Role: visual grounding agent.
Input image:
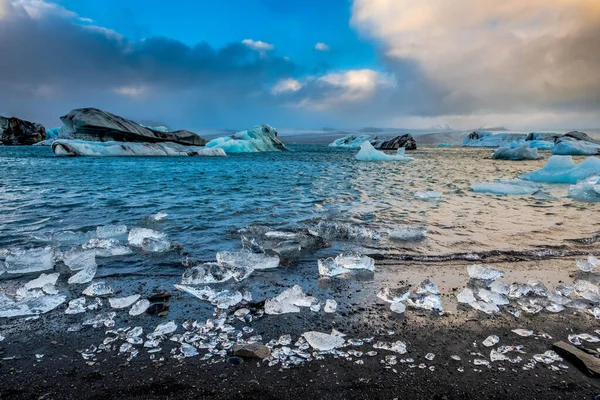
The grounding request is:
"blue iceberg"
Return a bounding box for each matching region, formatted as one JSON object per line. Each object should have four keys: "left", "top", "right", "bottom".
{"left": 520, "top": 156, "right": 600, "bottom": 184}
{"left": 329, "top": 134, "right": 372, "bottom": 148}
{"left": 552, "top": 140, "right": 600, "bottom": 156}
{"left": 568, "top": 176, "right": 600, "bottom": 202}
{"left": 52, "top": 140, "right": 226, "bottom": 157}
{"left": 355, "top": 142, "right": 412, "bottom": 162}
{"left": 205, "top": 124, "right": 287, "bottom": 153}
{"left": 492, "top": 143, "right": 544, "bottom": 160}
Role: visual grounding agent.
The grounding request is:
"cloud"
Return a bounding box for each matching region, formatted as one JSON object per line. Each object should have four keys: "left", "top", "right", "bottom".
{"left": 271, "top": 78, "right": 302, "bottom": 94}
{"left": 351, "top": 0, "right": 600, "bottom": 126}
{"left": 241, "top": 39, "right": 275, "bottom": 51}
{"left": 314, "top": 42, "right": 329, "bottom": 51}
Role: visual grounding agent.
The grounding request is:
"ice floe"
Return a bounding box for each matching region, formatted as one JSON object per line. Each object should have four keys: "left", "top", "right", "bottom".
{"left": 552, "top": 140, "right": 600, "bottom": 156}
{"left": 355, "top": 142, "right": 412, "bottom": 162}
{"left": 568, "top": 176, "right": 600, "bottom": 202}
{"left": 520, "top": 155, "right": 600, "bottom": 184}
{"left": 492, "top": 143, "right": 544, "bottom": 160}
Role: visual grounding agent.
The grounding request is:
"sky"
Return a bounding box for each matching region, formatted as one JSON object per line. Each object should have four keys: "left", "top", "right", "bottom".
{"left": 0, "top": 0, "right": 598, "bottom": 131}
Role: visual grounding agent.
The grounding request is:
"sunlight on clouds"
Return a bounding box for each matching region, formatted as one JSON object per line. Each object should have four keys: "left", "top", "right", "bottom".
{"left": 271, "top": 78, "right": 302, "bottom": 94}
{"left": 242, "top": 39, "right": 275, "bottom": 51}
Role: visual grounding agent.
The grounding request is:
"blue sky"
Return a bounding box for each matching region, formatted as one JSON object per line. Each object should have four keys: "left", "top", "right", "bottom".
{"left": 0, "top": 0, "right": 598, "bottom": 131}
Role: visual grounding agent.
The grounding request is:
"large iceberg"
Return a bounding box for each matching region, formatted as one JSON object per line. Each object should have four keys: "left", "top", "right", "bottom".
{"left": 52, "top": 140, "right": 226, "bottom": 157}
{"left": 492, "top": 143, "right": 544, "bottom": 160}
{"left": 330, "top": 134, "right": 417, "bottom": 150}
{"left": 205, "top": 124, "right": 287, "bottom": 153}
{"left": 463, "top": 131, "right": 527, "bottom": 147}
{"left": 328, "top": 134, "right": 371, "bottom": 148}
{"left": 552, "top": 140, "right": 600, "bottom": 156}
{"left": 355, "top": 142, "right": 412, "bottom": 162}
{"left": 471, "top": 180, "right": 541, "bottom": 195}
{"left": 568, "top": 176, "right": 600, "bottom": 202}
{"left": 0, "top": 116, "right": 45, "bottom": 145}
{"left": 520, "top": 156, "right": 600, "bottom": 184}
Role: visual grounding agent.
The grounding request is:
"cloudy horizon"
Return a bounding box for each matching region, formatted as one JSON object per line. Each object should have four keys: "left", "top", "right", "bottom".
{"left": 0, "top": 0, "right": 598, "bottom": 132}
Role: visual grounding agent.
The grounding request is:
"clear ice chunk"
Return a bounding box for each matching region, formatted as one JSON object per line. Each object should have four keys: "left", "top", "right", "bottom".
{"left": 416, "top": 279, "right": 439, "bottom": 295}
{"left": 128, "top": 228, "right": 167, "bottom": 247}
{"left": 4, "top": 247, "right": 54, "bottom": 274}
{"left": 318, "top": 253, "right": 375, "bottom": 277}
{"left": 141, "top": 237, "right": 171, "bottom": 253}
{"left": 82, "top": 282, "right": 113, "bottom": 297}
{"left": 82, "top": 312, "right": 116, "bottom": 328}
{"left": 478, "top": 289, "right": 509, "bottom": 305}
{"left": 151, "top": 321, "right": 177, "bottom": 337}
{"left": 83, "top": 238, "right": 132, "bottom": 257}
{"left": 577, "top": 254, "right": 600, "bottom": 272}
{"left": 302, "top": 331, "right": 345, "bottom": 351}
{"left": 129, "top": 299, "right": 150, "bottom": 316}
{"left": 174, "top": 285, "right": 243, "bottom": 309}
{"left": 456, "top": 288, "right": 477, "bottom": 304}
{"left": 405, "top": 294, "right": 443, "bottom": 311}
{"left": 68, "top": 262, "right": 97, "bottom": 284}
{"left": 482, "top": 335, "right": 500, "bottom": 347}
{"left": 216, "top": 250, "right": 280, "bottom": 271}
{"left": 467, "top": 265, "right": 504, "bottom": 280}
{"left": 533, "top": 350, "right": 562, "bottom": 364}
{"left": 512, "top": 329, "right": 533, "bottom": 337}
{"left": 109, "top": 295, "right": 141, "bottom": 309}
{"left": 377, "top": 287, "right": 410, "bottom": 303}
{"left": 65, "top": 297, "right": 87, "bottom": 314}
{"left": 25, "top": 273, "right": 59, "bottom": 290}
{"left": 489, "top": 280, "right": 510, "bottom": 295}
{"left": 574, "top": 280, "right": 600, "bottom": 302}
{"left": 470, "top": 301, "right": 499, "bottom": 315}
{"left": 181, "top": 262, "right": 233, "bottom": 284}
{"left": 373, "top": 341, "right": 407, "bottom": 354}
{"left": 324, "top": 299, "right": 337, "bottom": 313}
{"left": 388, "top": 226, "right": 427, "bottom": 241}
{"left": 63, "top": 248, "right": 97, "bottom": 271}
{"left": 0, "top": 293, "right": 66, "bottom": 318}
{"left": 390, "top": 302, "right": 406, "bottom": 314}
{"left": 264, "top": 285, "right": 320, "bottom": 315}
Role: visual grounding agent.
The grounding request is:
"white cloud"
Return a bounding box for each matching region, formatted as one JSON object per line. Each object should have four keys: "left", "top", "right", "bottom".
{"left": 114, "top": 85, "right": 147, "bottom": 97}
{"left": 271, "top": 78, "right": 302, "bottom": 94}
{"left": 351, "top": 0, "right": 600, "bottom": 122}
{"left": 314, "top": 42, "right": 329, "bottom": 51}
{"left": 12, "top": 0, "right": 77, "bottom": 19}
{"left": 241, "top": 39, "right": 274, "bottom": 51}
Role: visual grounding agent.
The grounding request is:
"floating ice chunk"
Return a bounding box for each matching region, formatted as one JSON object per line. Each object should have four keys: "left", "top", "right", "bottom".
{"left": 264, "top": 285, "right": 319, "bottom": 315}
{"left": 217, "top": 250, "right": 280, "bottom": 272}
{"left": 456, "top": 288, "right": 476, "bottom": 304}
{"left": 355, "top": 142, "right": 412, "bottom": 162}
{"left": 148, "top": 212, "right": 168, "bottom": 222}
{"left": 552, "top": 140, "right": 600, "bottom": 156}
{"left": 318, "top": 253, "right": 374, "bottom": 277}
{"left": 141, "top": 237, "right": 171, "bottom": 253}
{"left": 128, "top": 228, "right": 167, "bottom": 247}
{"left": 492, "top": 143, "right": 544, "bottom": 160}
{"left": 205, "top": 124, "right": 286, "bottom": 153}
{"left": 129, "top": 299, "right": 150, "bottom": 316}
{"left": 390, "top": 302, "right": 406, "bottom": 314}
{"left": 483, "top": 335, "right": 500, "bottom": 347}
{"left": 478, "top": 289, "right": 509, "bottom": 305}
{"left": 68, "top": 262, "right": 97, "bottom": 284}
{"left": 471, "top": 180, "right": 541, "bottom": 195}
{"left": 512, "top": 329, "right": 533, "bottom": 337}
{"left": 152, "top": 321, "right": 177, "bottom": 337}
{"left": 4, "top": 247, "right": 54, "bottom": 274}
{"left": 568, "top": 176, "right": 600, "bottom": 202}
{"left": 521, "top": 156, "right": 600, "bottom": 184}
{"left": 109, "top": 295, "right": 141, "bottom": 309}
{"left": 82, "top": 282, "right": 113, "bottom": 297}
{"left": 181, "top": 262, "right": 233, "bottom": 284}
{"left": 302, "top": 331, "right": 345, "bottom": 351}
{"left": 467, "top": 265, "right": 504, "bottom": 280}
{"left": 65, "top": 297, "right": 86, "bottom": 314}
{"left": 328, "top": 134, "right": 372, "bottom": 148}
{"left": 389, "top": 226, "right": 427, "bottom": 241}
{"left": 311, "top": 220, "right": 381, "bottom": 240}
{"left": 96, "top": 225, "right": 127, "bottom": 238}
{"left": 83, "top": 238, "right": 132, "bottom": 257}
{"left": 62, "top": 248, "right": 96, "bottom": 271}
{"left": 377, "top": 287, "right": 410, "bottom": 303}
{"left": 0, "top": 293, "right": 66, "bottom": 318}
{"left": 53, "top": 140, "right": 226, "bottom": 157}
{"left": 82, "top": 312, "right": 116, "bottom": 328}
{"left": 324, "top": 299, "right": 337, "bottom": 313}
{"left": 414, "top": 191, "right": 443, "bottom": 201}
{"left": 373, "top": 341, "right": 407, "bottom": 354}
{"left": 25, "top": 273, "right": 59, "bottom": 290}
{"left": 577, "top": 254, "right": 600, "bottom": 272}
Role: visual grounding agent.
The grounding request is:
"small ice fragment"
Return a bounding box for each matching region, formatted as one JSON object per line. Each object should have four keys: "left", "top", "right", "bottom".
{"left": 68, "top": 262, "right": 97, "bottom": 284}
{"left": 302, "top": 331, "right": 345, "bottom": 351}
{"left": 390, "top": 302, "right": 406, "bottom": 314}
{"left": 82, "top": 312, "right": 116, "bottom": 328}
{"left": 129, "top": 299, "right": 150, "bottom": 316}
{"left": 62, "top": 248, "right": 96, "bottom": 271}
{"left": 451, "top": 355, "right": 461, "bottom": 361}
{"left": 25, "top": 273, "right": 60, "bottom": 290}
{"left": 405, "top": 294, "right": 443, "bottom": 312}
{"left": 5, "top": 247, "right": 54, "bottom": 274}
{"left": 456, "top": 288, "right": 476, "bottom": 304}
{"left": 324, "top": 299, "right": 337, "bottom": 313}
{"left": 533, "top": 350, "right": 562, "bottom": 364}
{"left": 148, "top": 212, "right": 168, "bottom": 222}
{"left": 181, "top": 343, "right": 198, "bottom": 358}
{"left": 96, "top": 225, "right": 127, "bottom": 238}
{"left": 82, "top": 282, "right": 113, "bottom": 297}
{"left": 478, "top": 289, "right": 509, "bottom": 305}
{"left": 473, "top": 359, "right": 490, "bottom": 366}
{"left": 577, "top": 333, "right": 600, "bottom": 343}
{"left": 416, "top": 279, "right": 439, "bottom": 295}
{"left": 318, "top": 253, "right": 374, "bottom": 277}
{"left": 482, "top": 335, "right": 500, "bottom": 347}
{"left": 425, "top": 353, "right": 435, "bottom": 360}
{"left": 65, "top": 297, "right": 86, "bottom": 314}
{"left": 373, "top": 341, "right": 407, "bottom": 354}
{"left": 414, "top": 191, "right": 442, "bottom": 201}
{"left": 577, "top": 254, "right": 600, "bottom": 272}
{"left": 141, "top": 237, "right": 171, "bottom": 253}
{"left": 152, "top": 321, "right": 177, "bottom": 337}
{"left": 109, "top": 295, "right": 141, "bottom": 309}
{"left": 377, "top": 287, "right": 410, "bottom": 303}
{"left": 512, "top": 329, "right": 533, "bottom": 337}
{"left": 467, "top": 265, "right": 504, "bottom": 280}
{"left": 216, "top": 250, "right": 280, "bottom": 271}
{"left": 264, "top": 285, "right": 319, "bottom": 315}
{"left": 128, "top": 228, "right": 167, "bottom": 247}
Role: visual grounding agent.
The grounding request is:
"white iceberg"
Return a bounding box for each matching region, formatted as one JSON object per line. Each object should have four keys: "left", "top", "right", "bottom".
{"left": 52, "top": 140, "right": 226, "bottom": 157}
{"left": 463, "top": 132, "right": 527, "bottom": 147}
{"left": 492, "top": 143, "right": 544, "bottom": 160}
{"left": 552, "top": 140, "right": 600, "bottom": 156}
{"left": 318, "top": 253, "right": 375, "bottom": 277}
{"left": 4, "top": 247, "right": 54, "bottom": 274}
{"left": 520, "top": 156, "right": 600, "bottom": 184}
{"left": 568, "top": 176, "right": 600, "bottom": 202}
{"left": 328, "top": 134, "right": 372, "bottom": 148}
{"left": 355, "top": 142, "right": 412, "bottom": 162}
{"left": 471, "top": 180, "right": 541, "bottom": 195}
{"left": 205, "top": 124, "right": 287, "bottom": 153}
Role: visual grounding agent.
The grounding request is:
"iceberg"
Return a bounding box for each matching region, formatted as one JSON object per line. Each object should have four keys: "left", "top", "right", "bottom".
{"left": 568, "top": 176, "right": 600, "bottom": 202}
{"left": 492, "top": 143, "right": 544, "bottom": 160}
{"left": 471, "top": 180, "right": 541, "bottom": 195}
{"left": 520, "top": 156, "right": 600, "bottom": 184}
{"left": 318, "top": 253, "right": 375, "bottom": 277}
{"left": 552, "top": 140, "right": 600, "bottom": 156}
{"left": 328, "top": 134, "right": 372, "bottom": 148}
{"left": 463, "top": 131, "right": 527, "bottom": 147}
{"left": 4, "top": 247, "right": 54, "bottom": 274}
{"left": 52, "top": 140, "right": 226, "bottom": 157}
{"left": 355, "top": 142, "right": 412, "bottom": 162}
{"left": 205, "top": 124, "right": 287, "bottom": 153}
{"left": 528, "top": 140, "right": 555, "bottom": 150}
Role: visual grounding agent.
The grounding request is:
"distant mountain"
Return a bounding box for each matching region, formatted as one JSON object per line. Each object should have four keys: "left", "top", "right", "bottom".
{"left": 429, "top": 123, "right": 453, "bottom": 131}
{"left": 359, "top": 127, "right": 384, "bottom": 133}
